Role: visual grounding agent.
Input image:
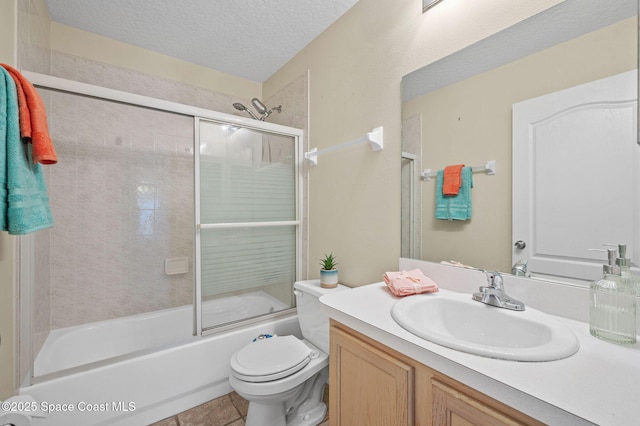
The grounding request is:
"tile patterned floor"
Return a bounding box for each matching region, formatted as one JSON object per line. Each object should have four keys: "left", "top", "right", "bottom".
{"left": 151, "top": 388, "right": 329, "bottom": 426}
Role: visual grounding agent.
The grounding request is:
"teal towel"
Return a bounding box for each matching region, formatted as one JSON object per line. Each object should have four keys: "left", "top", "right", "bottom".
{"left": 435, "top": 166, "right": 473, "bottom": 221}
{"left": 0, "top": 67, "right": 53, "bottom": 234}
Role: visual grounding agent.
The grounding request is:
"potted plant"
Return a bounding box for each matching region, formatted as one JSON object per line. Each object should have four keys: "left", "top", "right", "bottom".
{"left": 319, "top": 253, "right": 339, "bottom": 288}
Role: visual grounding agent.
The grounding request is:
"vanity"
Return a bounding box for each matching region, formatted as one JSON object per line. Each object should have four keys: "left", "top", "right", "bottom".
{"left": 320, "top": 259, "right": 640, "bottom": 425}
{"left": 381, "top": 1, "right": 640, "bottom": 423}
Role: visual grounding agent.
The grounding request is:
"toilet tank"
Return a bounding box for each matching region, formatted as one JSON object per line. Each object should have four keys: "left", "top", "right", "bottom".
{"left": 294, "top": 280, "right": 349, "bottom": 354}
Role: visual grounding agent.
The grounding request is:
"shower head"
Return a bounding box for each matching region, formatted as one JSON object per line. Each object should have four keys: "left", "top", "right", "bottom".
{"left": 232, "top": 99, "right": 282, "bottom": 121}
{"left": 233, "top": 102, "right": 259, "bottom": 120}
{"left": 251, "top": 98, "right": 268, "bottom": 115}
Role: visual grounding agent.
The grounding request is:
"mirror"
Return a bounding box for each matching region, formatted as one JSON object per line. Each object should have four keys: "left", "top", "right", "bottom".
{"left": 401, "top": 0, "right": 638, "bottom": 285}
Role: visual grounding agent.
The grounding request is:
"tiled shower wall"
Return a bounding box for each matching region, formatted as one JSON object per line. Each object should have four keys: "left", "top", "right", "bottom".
{"left": 43, "top": 52, "right": 309, "bottom": 329}
{"left": 45, "top": 88, "right": 195, "bottom": 328}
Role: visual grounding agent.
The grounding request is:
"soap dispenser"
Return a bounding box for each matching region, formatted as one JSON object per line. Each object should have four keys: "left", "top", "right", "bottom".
{"left": 606, "top": 243, "right": 640, "bottom": 294}
{"left": 589, "top": 248, "right": 636, "bottom": 345}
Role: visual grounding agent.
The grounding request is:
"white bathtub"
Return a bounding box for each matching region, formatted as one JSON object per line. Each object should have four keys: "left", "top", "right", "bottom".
{"left": 21, "top": 292, "right": 299, "bottom": 426}
{"left": 34, "top": 291, "right": 290, "bottom": 376}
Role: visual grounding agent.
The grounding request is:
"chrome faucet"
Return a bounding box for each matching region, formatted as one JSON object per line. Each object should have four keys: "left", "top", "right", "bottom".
{"left": 511, "top": 260, "right": 530, "bottom": 277}
{"left": 472, "top": 271, "right": 525, "bottom": 311}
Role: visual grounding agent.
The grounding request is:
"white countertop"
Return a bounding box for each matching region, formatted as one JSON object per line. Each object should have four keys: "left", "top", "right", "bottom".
{"left": 319, "top": 263, "right": 640, "bottom": 426}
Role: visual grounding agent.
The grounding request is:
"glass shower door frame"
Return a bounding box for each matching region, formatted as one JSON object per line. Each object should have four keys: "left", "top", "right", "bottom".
{"left": 194, "top": 117, "right": 304, "bottom": 336}
{"left": 16, "top": 70, "right": 306, "bottom": 383}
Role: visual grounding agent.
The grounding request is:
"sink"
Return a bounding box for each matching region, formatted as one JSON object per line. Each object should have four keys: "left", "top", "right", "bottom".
{"left": 390, "top": 290, "right": 579, "bottom": 361}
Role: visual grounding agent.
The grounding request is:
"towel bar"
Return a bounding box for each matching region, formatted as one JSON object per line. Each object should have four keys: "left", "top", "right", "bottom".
{"left": 304, "top": 126, "right": 383, "bottom": 166}
{"left": 421, "top": 160, "right": 496, "bottom": 181}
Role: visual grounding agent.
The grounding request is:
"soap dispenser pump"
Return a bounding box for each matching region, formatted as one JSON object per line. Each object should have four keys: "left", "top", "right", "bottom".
{"left": 589, "top": 248, "right": 636, "bottom": 345}
{"left": 605, "top": 243, "right": 640, "bottom": 294}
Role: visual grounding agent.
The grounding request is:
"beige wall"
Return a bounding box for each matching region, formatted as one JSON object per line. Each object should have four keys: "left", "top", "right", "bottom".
{"left": 264, "top": 0, "right": 564, "bottom": 285}
{"left": 0, "top": 1, "right": 17, "bottom": 64}
{"left": 0, "top": 0, "right": 17, "bottom": 401}
{"left": 51, "top": 22, "right": 262, "bottom": 101}
{"left": 403, "top": 17, "right": 637, "bottom": 273}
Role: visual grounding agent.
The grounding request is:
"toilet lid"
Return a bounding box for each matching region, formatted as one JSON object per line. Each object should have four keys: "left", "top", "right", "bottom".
{"left": 231, "top": 335, "right": 312, "bottom": 383}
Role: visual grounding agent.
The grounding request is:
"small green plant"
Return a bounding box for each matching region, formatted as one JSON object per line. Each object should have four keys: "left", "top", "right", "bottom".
{"left": 319, "top": 253, "right": 338, "bottom": 270}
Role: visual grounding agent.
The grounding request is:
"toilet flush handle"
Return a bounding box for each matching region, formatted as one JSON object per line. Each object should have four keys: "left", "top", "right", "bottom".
{"left": 293, "top": 289, "right": 303, "bottom": 298}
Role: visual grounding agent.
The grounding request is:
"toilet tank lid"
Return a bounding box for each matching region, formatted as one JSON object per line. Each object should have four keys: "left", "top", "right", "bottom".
{"left": 294, "top": 280, "right": 349, "bottom": 298}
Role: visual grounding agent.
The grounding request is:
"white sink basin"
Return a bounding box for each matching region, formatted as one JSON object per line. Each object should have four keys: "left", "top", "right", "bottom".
{"left": 390, "top": 290, "right": 579, "bottom": 361}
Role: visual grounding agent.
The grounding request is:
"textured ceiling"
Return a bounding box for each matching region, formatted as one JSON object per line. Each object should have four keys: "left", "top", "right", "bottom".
{"left": 45, "top": 0, "right": 359, "bottom": 82}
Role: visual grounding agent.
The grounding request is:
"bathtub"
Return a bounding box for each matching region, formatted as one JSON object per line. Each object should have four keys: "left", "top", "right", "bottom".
{"left": 34, "top": 291, "right": 290, "bottom": 376}
{"left": 21, "top": 292, "right": 299, "bottom": 426}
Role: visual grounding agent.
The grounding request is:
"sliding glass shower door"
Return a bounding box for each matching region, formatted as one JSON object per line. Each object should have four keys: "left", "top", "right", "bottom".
{"left": 195, "top": 119, "right": 302, "bottom": 333}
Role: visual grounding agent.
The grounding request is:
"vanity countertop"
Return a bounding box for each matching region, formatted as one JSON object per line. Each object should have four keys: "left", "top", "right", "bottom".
{"left": 320, "top": 280, "right": 640, "bottom": 426}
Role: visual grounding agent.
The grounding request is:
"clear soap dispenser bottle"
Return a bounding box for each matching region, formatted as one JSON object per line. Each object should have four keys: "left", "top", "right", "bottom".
{"left": 589, "top": 248, "right": 636, "bottom": 344}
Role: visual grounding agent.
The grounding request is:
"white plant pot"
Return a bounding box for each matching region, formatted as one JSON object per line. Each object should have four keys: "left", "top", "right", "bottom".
{"left": 320, "top": 269, "right": 339, "bottom": 288}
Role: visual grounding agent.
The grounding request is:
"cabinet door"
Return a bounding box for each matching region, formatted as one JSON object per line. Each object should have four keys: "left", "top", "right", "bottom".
{"left": 431, "top": 378, "right": 535, "bottom": 426}
{"left": 330, "top": 324, "right": 414, "bottom": 426}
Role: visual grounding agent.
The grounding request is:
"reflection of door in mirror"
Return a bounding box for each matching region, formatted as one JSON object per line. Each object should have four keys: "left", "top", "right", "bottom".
{"left": 513, "top": 70, "right": 639, "bottom": 284}
{"left": 402, "top": 115, "right": 422, "bottom": 259}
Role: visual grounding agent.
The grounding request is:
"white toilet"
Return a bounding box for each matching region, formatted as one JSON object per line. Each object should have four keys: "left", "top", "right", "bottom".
{"left": 229, "top": 280, "right": 348, "bottom": 426}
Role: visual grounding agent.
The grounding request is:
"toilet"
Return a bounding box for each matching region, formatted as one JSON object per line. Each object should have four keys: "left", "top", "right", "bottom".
{"left": 229, "top": 280, "right": 348, "bottom": 426}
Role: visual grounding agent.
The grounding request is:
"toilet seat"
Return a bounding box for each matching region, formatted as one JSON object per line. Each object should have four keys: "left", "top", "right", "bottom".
{"left": 231, "top": 335, "right": 312, "bottom": 383}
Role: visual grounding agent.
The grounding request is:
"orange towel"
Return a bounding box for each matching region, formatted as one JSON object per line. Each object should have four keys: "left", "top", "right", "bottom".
{"left": 442, "top": 164, "right": 464, "bottom": 195}
{"left": 383, "top": 269, "right": 439, "bottom": 297}
{"left": 1, "top": 63, "right": 57, "bottom": 165}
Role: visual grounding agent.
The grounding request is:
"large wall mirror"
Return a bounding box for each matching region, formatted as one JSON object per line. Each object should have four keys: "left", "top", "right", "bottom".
{"left": 402, "top": 0, "right": 639, "bottom": 286}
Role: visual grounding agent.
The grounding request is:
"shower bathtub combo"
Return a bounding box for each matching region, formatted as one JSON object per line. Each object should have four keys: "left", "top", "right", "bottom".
{"left": 15, "top": 72, "right": 305, "bottom": 426}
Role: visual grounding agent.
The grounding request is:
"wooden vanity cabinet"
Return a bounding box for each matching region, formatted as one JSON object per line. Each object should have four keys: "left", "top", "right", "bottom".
{"left": 329, "top": 321, "right": 544, "bottom": 426}
{"left": 329, "top": 320, "right": 416, "bottom": 425}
